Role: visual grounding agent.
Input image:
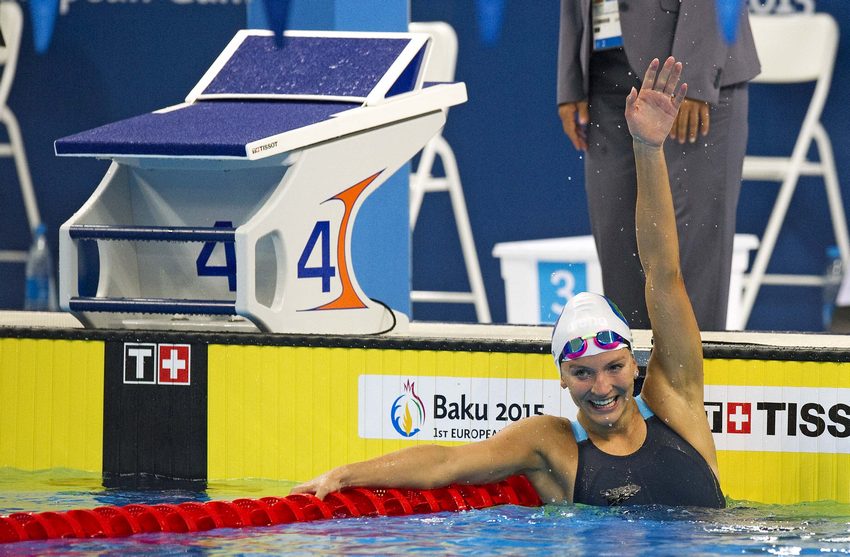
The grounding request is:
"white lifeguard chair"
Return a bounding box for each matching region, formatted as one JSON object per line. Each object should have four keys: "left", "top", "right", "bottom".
{"left": 55, "top": 30, "right": 467, "bottom": 335}
{"left": 408, "top": 21, "right": 490, "bottom": 323}
{"left": 0, "top": 1, "right": 41, "bottom": 263}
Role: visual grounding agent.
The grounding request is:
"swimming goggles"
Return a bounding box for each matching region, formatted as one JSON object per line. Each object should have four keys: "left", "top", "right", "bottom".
{"left": 558, "top": 330, "right": 631, "bottom": 363}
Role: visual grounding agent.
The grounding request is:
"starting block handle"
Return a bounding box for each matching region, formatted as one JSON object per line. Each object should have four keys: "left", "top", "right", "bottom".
{"left": 69, "top": 225, "right": 236, "bottom": 243}
{"left": 68, "top": 297, "right": 237, "bottom": 315}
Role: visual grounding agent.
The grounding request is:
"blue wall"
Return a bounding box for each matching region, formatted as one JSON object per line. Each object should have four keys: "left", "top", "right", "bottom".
{"left": 0, "top": 1, "right": 244, "bottom": 308}
{"left": 2, "top": 0, "right": 848, "bottom": 331}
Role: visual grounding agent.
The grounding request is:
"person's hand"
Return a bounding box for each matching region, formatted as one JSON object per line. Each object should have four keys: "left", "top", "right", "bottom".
{"left": 290, "top": 469, "right": 343, "bottom": 500}
{"left": 625, "top": 57, "right": 687, "bottom": 147}
{"left": 670, "top": 97, "right": 709, "bottom": 144}
{"left": 558, "top": 100, "right": 589, "bottom": 151}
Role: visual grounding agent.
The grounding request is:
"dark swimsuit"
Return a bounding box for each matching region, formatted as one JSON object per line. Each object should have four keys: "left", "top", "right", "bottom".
{"left": 571, "top": 396, "right": 725, "bottom": 507}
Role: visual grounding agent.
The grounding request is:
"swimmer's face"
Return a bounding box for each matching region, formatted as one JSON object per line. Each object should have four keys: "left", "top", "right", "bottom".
{"left": 560, "top": 348, "right": 637, "bottom": 428}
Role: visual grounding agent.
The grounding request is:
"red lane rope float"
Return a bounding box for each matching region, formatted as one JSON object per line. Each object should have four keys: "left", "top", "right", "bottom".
{"left": 0, "top": 475, "right": 542, "bottom": 544}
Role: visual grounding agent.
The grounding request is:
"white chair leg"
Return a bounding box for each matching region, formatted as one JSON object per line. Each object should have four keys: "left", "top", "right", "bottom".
{"left": 409, "top": 138, "right": 437, "bottom": 229}
{"left": 813, "top": 123, "right": 850, "bottom": 270}
{"left": 436, "top": 136, "right": 491, "bottom": 323}
{"left": 739, "top": 158, "right": 805, "bottom": 327}
{"left": 1, "top": 106, "right": 40, "bottom": 231}
{"left": 409, "top": 133, "right": 491, "bottom": 323}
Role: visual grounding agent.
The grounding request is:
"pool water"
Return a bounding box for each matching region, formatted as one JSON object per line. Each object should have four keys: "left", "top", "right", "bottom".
{"left": 1, "top": 469, "right": 849, "bottom": 556}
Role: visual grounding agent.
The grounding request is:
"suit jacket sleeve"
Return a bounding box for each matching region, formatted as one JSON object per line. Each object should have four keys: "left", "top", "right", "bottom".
{"left": 557, "top": 0, "right": 589, "bottom": 106}
{"left": 671, "top": 0, "right": 760, "bottom": 104}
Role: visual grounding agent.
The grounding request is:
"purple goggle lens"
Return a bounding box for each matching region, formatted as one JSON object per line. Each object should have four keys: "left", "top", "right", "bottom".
{"left": 559, "top": 330, "right": 630, "bottom": 363}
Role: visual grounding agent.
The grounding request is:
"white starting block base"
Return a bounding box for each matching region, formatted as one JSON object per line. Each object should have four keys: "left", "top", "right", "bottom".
{"left": 55, "top": 30, "right": 466, "bottom": 335}
{"left": 493, "top": 234, "right": 759, "bottom": 331}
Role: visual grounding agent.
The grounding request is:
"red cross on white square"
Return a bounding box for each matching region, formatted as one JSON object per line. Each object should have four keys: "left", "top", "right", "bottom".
{"left": 158, "top": 344, "right": 191, "bottom": 385}
{"left": 726, "top": 402, "right": 751, "bottom": 434}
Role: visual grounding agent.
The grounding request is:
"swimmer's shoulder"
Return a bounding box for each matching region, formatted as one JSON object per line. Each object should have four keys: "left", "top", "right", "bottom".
{"left": 511, "top": 415, "right": 579, "bottom": 503}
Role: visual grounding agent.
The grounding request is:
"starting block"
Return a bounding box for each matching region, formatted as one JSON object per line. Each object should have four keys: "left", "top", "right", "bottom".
{"left": 54, "top": 30, "right": 467, "bottom": 334}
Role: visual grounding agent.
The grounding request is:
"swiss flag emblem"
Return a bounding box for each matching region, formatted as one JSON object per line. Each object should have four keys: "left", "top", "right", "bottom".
{"left": 158, "top": 344, "right": 191, "bottom": 385}
{"left": 726, "top": 402, "right": 751, "bottom": 434}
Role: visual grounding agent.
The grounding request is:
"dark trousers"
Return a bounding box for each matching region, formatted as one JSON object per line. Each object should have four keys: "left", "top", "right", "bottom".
{"left": 584, "top": 49, "right": 748, "bottom": 331}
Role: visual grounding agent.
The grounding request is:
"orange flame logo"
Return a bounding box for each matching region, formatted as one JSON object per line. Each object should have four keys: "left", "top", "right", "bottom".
{"left": 402, "top": 404, "right": 414, "bottom": 436}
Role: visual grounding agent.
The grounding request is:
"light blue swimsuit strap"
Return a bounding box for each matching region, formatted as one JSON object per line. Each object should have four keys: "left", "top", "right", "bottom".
{"left": 570, "top": 394, "right": 655, "bottom": 443}
{"left": 570, "top": 418, "right": 588, "bottom": 442}
{"left": 635, "top": 394, "right": 655, "bottom": 419}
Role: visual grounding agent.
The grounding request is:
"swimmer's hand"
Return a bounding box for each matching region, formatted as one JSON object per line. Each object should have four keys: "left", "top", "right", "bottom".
{"left": 625, "top": 56, "right": 687, "bottom": 148}
{"left": 290, "top": 468, "right": 344, "bottom": 500}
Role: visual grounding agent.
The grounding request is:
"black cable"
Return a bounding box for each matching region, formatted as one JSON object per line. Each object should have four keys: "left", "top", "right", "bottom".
{"left": 368, "top": 297, "right": 397, "bottom": 335}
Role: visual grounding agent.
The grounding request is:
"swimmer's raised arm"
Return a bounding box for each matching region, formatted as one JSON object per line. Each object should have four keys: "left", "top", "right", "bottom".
{"left": 291, "top": 414, "right": 575, "bottom": 502}
{"left": 625, "top": 57, "right": 718, "bottom": 474}
{"left": 627, "top": 57, "right": 702, "bottom": 387}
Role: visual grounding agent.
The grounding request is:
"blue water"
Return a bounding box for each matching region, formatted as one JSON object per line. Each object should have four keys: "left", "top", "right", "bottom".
{"left": 1, "top": 469, "right": 849, "bottom": 556}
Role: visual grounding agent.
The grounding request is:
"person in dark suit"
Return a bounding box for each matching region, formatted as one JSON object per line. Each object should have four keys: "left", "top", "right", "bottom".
{"left": 558, "top": 0, "right": 760, "bottom": 330}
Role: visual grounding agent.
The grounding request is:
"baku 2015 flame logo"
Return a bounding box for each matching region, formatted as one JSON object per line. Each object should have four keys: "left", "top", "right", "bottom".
{"left": 390, "top": 380, "right": 426, "bottom": 437}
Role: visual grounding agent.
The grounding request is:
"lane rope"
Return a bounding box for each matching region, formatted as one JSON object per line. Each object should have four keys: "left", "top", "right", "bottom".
{"left": 0, "top": 475, "right": 541, "bottom": 544}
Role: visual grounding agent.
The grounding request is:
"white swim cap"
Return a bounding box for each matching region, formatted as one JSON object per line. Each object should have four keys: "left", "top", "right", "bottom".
{"left": 551, "top": 292, "right": 632, "bottom": 367}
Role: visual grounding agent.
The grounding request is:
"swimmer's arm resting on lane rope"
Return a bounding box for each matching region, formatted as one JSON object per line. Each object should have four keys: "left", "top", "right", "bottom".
{"left": 290, "top": 414, "right": 576, "bottom": 503}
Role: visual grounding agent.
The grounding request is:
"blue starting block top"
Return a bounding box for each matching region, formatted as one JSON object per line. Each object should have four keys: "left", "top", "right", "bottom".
{"left": 55, "top": 101, "right": 359, "bottom": 158}
{"left": 54, "top": 30, "right": 444, "bottom": 161}
{"left": 193, "top": 34, "right": 424, "bottom": 102}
